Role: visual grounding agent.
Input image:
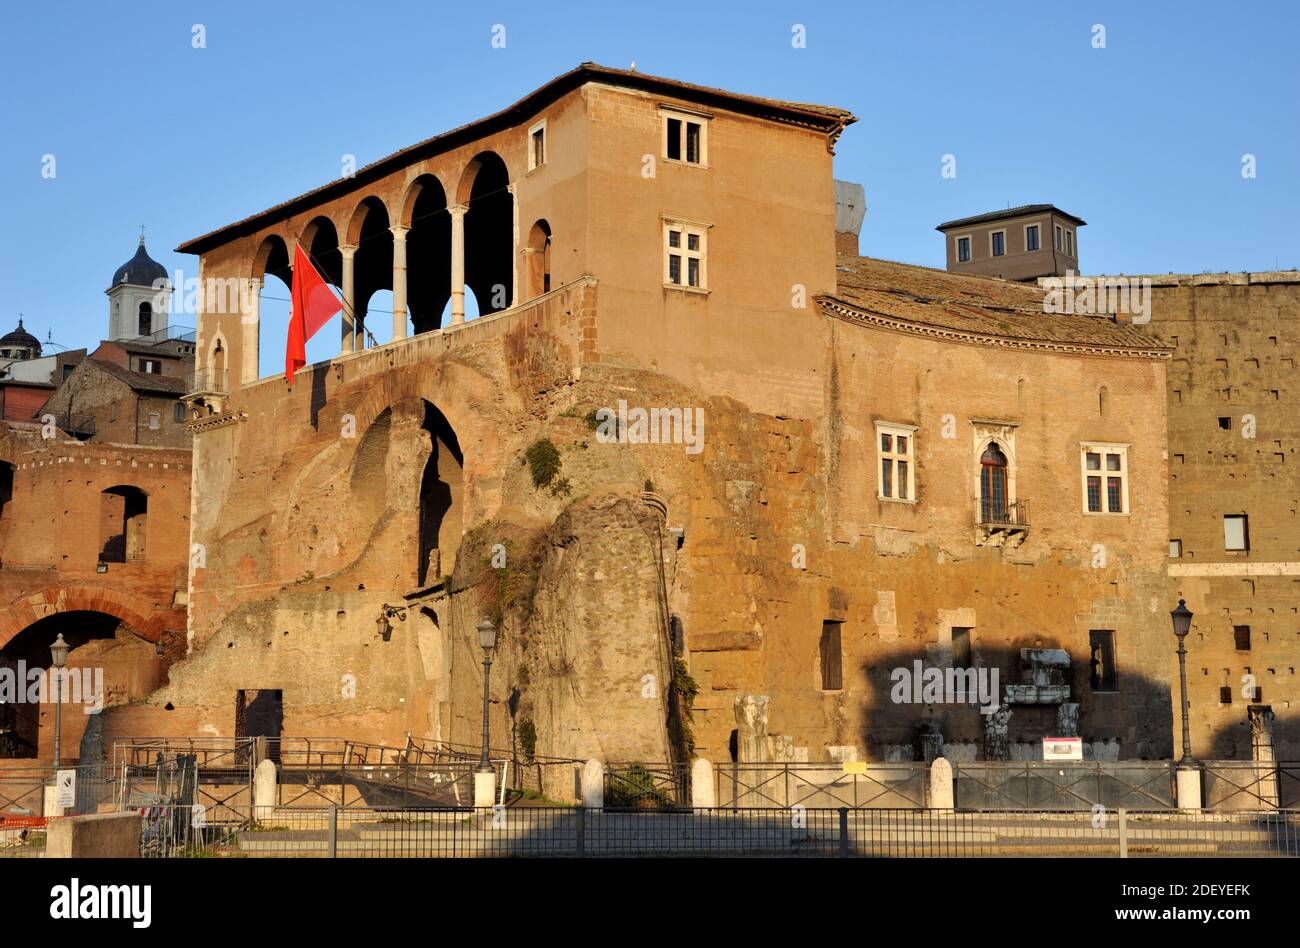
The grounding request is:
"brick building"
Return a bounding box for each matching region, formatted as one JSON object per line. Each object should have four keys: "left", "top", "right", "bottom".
{"left": 113, "top": 64, "right": 1177, "bottom": 771}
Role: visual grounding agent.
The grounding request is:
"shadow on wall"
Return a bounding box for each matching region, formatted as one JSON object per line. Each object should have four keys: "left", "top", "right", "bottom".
{"left": 851, "top": 640, "right": 1176, "bottom": 762}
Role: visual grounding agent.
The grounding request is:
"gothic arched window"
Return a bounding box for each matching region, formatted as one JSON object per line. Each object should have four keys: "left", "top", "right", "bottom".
{"left": 980, "top": 442, "right": 1009, "bottom": 523}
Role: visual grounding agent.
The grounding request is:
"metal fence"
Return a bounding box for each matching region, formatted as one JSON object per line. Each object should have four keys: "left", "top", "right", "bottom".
{"left": 1203, "top": 761, "right": 1300, "bottom": 810}
{"left": 605, "top": 762, "right": 690, "bottom": 809}
{"left": 953, "top": 760, "right": 1176, "bottom": 810}
{"left": 124, "top": 805, "right": 1300, "bottom": 859}
{"left": 716, "top": 762, "right": 928, "bottom": 809}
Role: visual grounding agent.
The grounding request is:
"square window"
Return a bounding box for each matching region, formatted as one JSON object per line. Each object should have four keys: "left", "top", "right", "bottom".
{"left": 1218, "top": 417, "right": 1231, "bottom": 430}
{"left": 1224, "top": 514, "right": 1249, "bottom": 552}
{"left": 663, "top": 110, "right": 707, "bottom": 165}
{"left": 1081, "top": 443, "right": 1128, "bottom": 514}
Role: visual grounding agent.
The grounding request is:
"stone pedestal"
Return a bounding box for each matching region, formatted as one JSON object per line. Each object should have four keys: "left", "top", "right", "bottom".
{"left": 253, "top": 758, "right": 277, "bottom": 820}
{"left": 580, "top": 759, "right": 604, "bottom": 808}
{"left": 690, "top": 758, "right": 716, "bottom": 809}
{"left": 734, "top": 695, "right": 770, "bottom": 762}
{"left": 929, "top": 757, "right": 954, "bottom": 809}
{"left": 1176, "top": 767, "right": 1202, "bottom": 810}
{"left": 474, "top": 769, "right": 497, "bottom": 808}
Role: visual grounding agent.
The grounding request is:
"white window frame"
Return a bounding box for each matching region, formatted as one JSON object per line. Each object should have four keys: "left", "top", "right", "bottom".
{"left": 1223, "top": 514, "right": 1249, "bottom": 553}
{"left": 876, "top": 421, "right": 917, "bottom": 502}
{"left": 662, "top": 218, "right": 710, "bottom": 291}
{"left": 527, "top": 119, "right": 547, "bottom": 172}
{"left": 955, "top": 234, "right": 972, "bottom": 263}
{"left": 661, "top": 107, "right": 710, "bottom": 167}
{"left": 1080, "top": 442, "right": 1130, "bottom": 515}
{"left": 989, "top": 229, "right": 1006, "bottom": 258}
{"left": 1023, "top": 222, "right": 1041, "bottom": 252}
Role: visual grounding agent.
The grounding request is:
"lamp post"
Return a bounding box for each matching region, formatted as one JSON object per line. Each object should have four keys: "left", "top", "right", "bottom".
{"left": 1170, "top": 598, "right": 1202, "bottom": 809}
{"left": 1170, "top": 599, "right": 1194, "bottom": 765}
{"left": 474, "top": 618, "right": 498, "bottom": 808}
{"left": 49, "top": 634, "right": 69, "bottom": 769}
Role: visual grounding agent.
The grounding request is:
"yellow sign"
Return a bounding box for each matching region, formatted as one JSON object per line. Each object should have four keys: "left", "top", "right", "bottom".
{"left": 842, "top": 761, "right": 867, "bottom": 775}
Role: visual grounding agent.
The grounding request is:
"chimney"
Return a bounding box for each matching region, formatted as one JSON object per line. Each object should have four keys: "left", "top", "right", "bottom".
{"left": 834, "top": 180, "right": 867, "bottom": 256}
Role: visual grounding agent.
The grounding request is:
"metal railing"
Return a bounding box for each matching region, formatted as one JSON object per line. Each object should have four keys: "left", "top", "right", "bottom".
{"left": 953, "top": 760, "right": 1176, "bottom": 810}
{"left": 977, "top": 498, "right": 1029, "bottom": 528}
{"left": 0, "top": 405, "right": 96, "bottom": 437}
{"left": 716, "top": 762, "right": 928, "bottom": 809}
{"left": 121, "top": 805, "right": 1300, "bottom": 859}
{"left": 184, "top": 366, "right": 228, "bottom": 395}
{"left": 604, "top": 762, "right": 690, "bottom": 809}
{"left": 1203, "top": 761, "right": 1300, "bottom": 810}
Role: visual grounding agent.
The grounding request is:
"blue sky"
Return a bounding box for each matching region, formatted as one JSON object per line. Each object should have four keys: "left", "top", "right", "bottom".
{"left": 1, "top": 0, "right": 1296, "bottom": 364}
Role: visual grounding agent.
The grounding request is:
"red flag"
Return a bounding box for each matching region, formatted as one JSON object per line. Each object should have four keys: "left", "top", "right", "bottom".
{"left": 286, "top": 242, "right": 343, "bottom": 384}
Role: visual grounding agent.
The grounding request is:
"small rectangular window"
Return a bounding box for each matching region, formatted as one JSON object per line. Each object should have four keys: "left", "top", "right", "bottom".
{"left": 1081, "top": 444, "right": 1128, "bottom": 514}
{"left": 1223, "top": 514, "right": 1249, "bottom": 552}
{"left": 173, "top": 402, "right": 185, "bottom": 423}
{"left": 951, "top": 627, "right": 972, "bottom": 668}
{"left": 1234, "top": 625, "right": 1251, "bottom": 650}
{"left": 1054, "top": 224, "right": 1063, "bottom": 250}
{"left": 1219, "top": 686, "right": 1233, "bottom": 705}
{"left": 1089, "top": 630, "right": 1117, "bottom": 691}
{"left": 876, "top": 422, "right": 916, "bottom": 501}
{"left": 663, "top": 110, "right": 707, "bottom": 165}
{"left": 990, "top": 231, "right": 1006, "bottom": 257}
{"left": 956, "top": 236, "right": 971, "bottom": 262}
{"left": 1169, "top": 539, "right": 1182, "bottom": 558}
{"left": 527, "top": 120, "right": 547, "bottom": 171}
{"left": 1025, "top": 224, "right": 1040, "bottom": 252}
{"left": 663, "top": 220, "right": 707, "bottom": 289}
{"left": 820, "top": 620, "right": 843, "bottom": 691}
{"left": 1065, "top": 230, "right": 1075, "bottom": 256}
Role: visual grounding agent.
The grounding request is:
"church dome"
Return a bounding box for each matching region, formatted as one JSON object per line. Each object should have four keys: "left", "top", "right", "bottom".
{"left": 0, "top": 318, "right": 41, "bottom": 358}
{"left": 111, "top": 237, "right": 168, "bottom": 287}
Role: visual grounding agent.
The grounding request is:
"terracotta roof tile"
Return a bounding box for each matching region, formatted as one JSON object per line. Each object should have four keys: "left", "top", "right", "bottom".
{"left": 824, "top": 255, "right": 1170, "bottom": 353}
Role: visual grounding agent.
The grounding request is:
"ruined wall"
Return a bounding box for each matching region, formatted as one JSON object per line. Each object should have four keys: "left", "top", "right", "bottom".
{"left": 1147, "top": 274, "right": 1300, "bottom": 759}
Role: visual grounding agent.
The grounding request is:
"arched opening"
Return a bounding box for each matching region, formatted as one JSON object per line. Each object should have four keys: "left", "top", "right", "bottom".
{"left": 403, "top": 175, "right": 451, "bottom": 335}
{"left": 299, "top": 216, "right": 343, "bottom": 363}
{"left": 99, "top": 486, "right": 147, "bottom": 564}
{"left": 526, "top": 219, "right": 552, "bottom": 299}
{"left": 137, "top": 301, "right": 153, "bottom": 337}
{"left": 1099, "top": 385, "right": 1110, "bottom": 417}
{"left": 346, "top": 197, "right": 393, "bottom": 348}
{"left": 0, "top": 461, "right": 13, "bottom": 560}
{"left": 0, "top": 610, "right": 155, "bottom": 760}
{"left": 418, "top": 402, "right": 464, "bottom": 585}
{"left": 458, "top": 152, "right": 513, "bottom": 317}
{"left": 979, "top": 443, "right": 1009, "bottom": 524}
{"left": 210, "top": 338, "right": 227, "bottom": 392}
{"left": 253, "top": 235, "right": 292, "bottom": 379}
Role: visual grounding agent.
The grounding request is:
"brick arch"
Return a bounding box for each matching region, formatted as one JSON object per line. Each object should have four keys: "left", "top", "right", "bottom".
{"left": 344, "top": 366, "right": 482, "bottom": 451}
{"left": 0, "top": 584, "right": 170, "bottom": 651}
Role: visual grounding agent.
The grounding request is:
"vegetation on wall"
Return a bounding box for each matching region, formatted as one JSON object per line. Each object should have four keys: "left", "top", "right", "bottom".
{"left": 525, "top": 438, "right": 571, "bottom": 497}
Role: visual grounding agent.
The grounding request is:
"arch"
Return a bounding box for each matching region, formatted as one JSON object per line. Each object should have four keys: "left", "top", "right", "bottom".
{"left": 979, "top": 442, "right": 1009, "bottom": 522}
{"left": 345, "top": 197, "right": 393, "bottom": 347}
{"left": 458, "top": 151, "right": 513, "bottom": 316}
{"left": 251, "top": 234, "right": 292, "bottom": 289}
{"left": 209, "top": 333, "right": 228, "bottom": 391}
{"left": 299, "top": 215, "right": 342, "bottom": 287}
{"left": 405, "top": 175, "right": 451, "bottom": 334}
{"left": 418, "top": 400, "right": 464, "bottom": 584}
{"left": 99, "top": 485, "right": 148, "bottom": 563}
{"left": 0, "top": 584, "right": 171, "bottom": 651}
{"left": 1099, "top": 385, "right": 1110, "bottom": 417}
{"left": 525, "top": 219, "right": 552, "bottom": 299}
{"left": 138, "top": 301, "right": 153, "bottom": 337}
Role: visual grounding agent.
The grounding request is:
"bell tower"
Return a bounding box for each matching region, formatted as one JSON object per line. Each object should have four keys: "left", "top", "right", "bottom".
{"left": 106, "top": 233, "right": 170, "bottom": 341}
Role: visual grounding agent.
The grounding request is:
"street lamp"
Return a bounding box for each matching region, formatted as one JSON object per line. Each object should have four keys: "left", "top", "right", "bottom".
{"left": 474, "top": 618, "right": 498, "bottom": 809}
{"left": 1170, "top": 599, "right": 1194, "bottom": 765}
{"left": 49, "top": 634, "right": 70, "bottom": 769}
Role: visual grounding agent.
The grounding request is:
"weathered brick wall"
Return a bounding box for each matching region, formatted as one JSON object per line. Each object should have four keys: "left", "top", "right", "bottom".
{"left": 1148, "top": 275, "right": 1300, "bottom": 759}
